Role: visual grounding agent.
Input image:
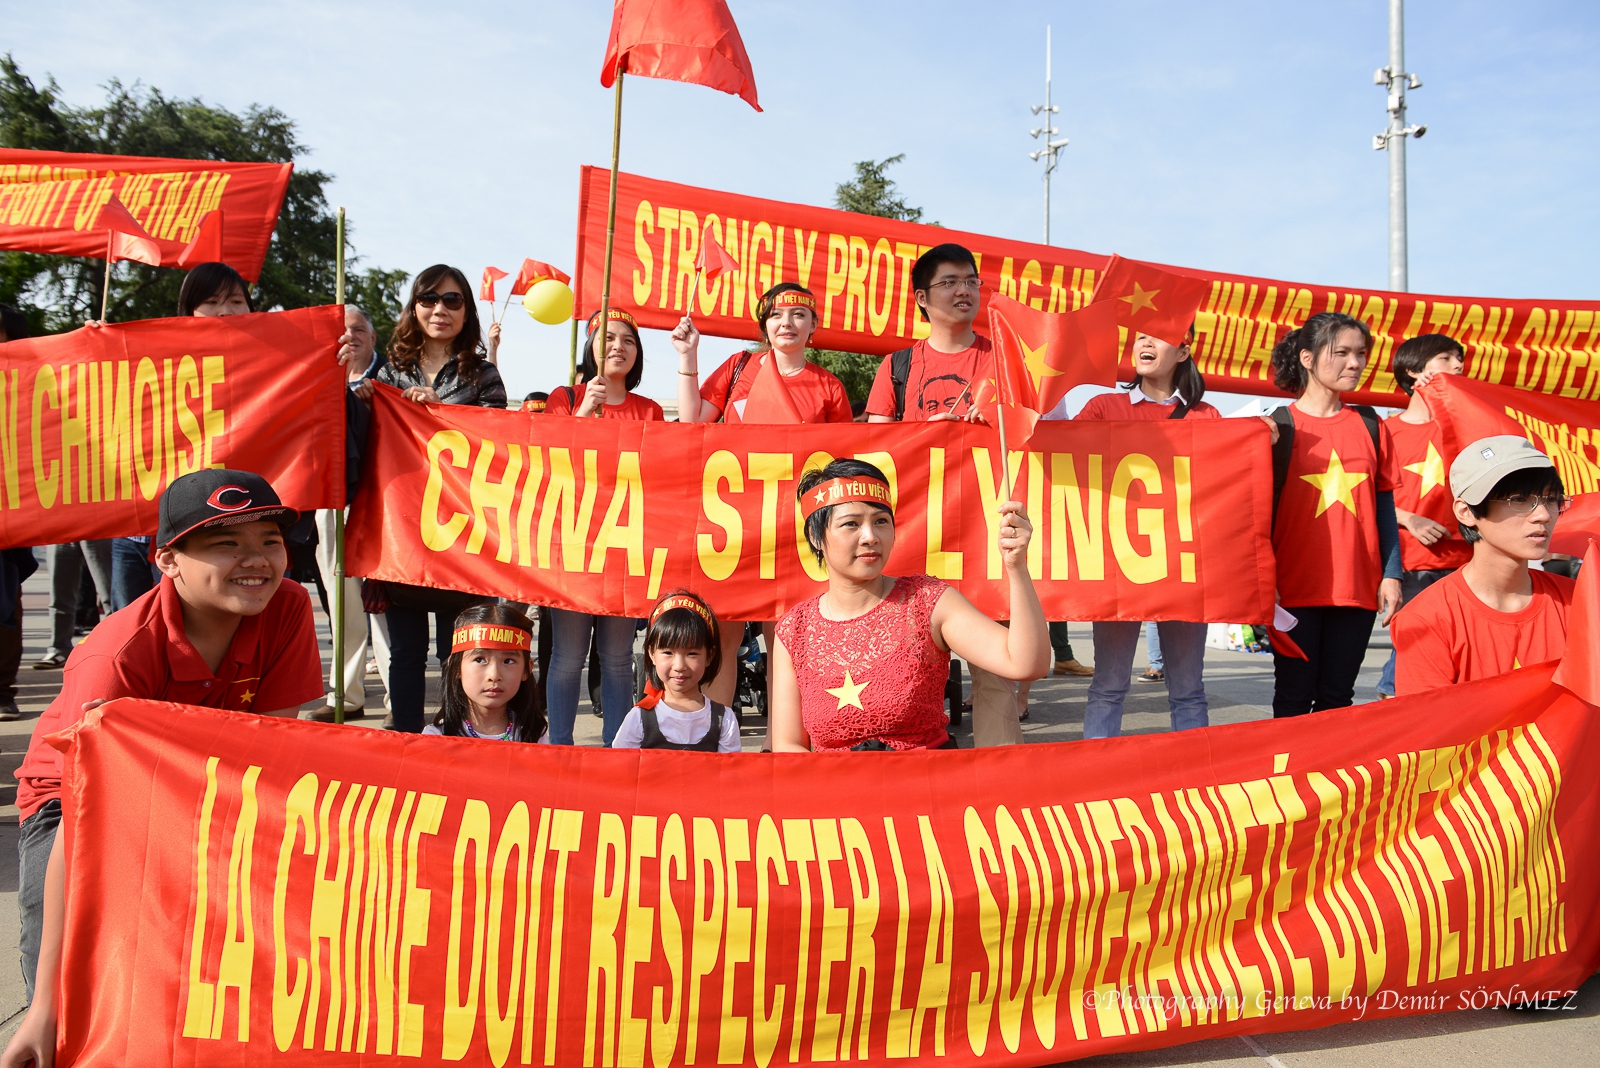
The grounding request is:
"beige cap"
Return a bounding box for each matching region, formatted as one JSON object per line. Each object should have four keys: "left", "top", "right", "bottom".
{"left": 1450, "top": 435, "right": 1554, "bottom": 505}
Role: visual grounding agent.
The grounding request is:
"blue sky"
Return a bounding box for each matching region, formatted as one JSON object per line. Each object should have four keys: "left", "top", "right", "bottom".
{"left": 9, "top": 0, "right": 1598, "bottom": 402}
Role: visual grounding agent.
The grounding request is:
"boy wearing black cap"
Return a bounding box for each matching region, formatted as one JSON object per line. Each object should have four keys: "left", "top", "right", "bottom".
{"left": 1391, "top": 436, "right": 1574, "bottom": 695}
{"left": 7, "top": 469, "right": 324, "bottom": 1062}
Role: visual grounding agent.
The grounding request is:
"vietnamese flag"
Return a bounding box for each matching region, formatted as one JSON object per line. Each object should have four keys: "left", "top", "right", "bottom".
{"left": 480, "top": 265, "right": 509, "bottom": 303}
{"left": 1422, "top": 375, "right": 1540, "bottom": 465}
{"left": 988, "top": 294, "right": 1121, "bottom": 415}
{"left": 1551, "top": 541, "right": 1600, "bottom": 706}
{"left": 601, "top": 0, "right": 761, "bottom": 112}
{"left": 176, "top": 210, "right": 224, "bottom": 268}
{"left": 96, "top": 194, "right": 160, "bottom": 267}
{"left": 1551, "top": 494, "right": 1600, "bottom": 557}
{"left": 738, "top": 353, "right": 804, "bottom": 424}
{"left": 696, "top": 230, "right": 740, "bottom": 280}
{"left": 1091, "top": 254, "right": 1210, "bottom": 348}
{"left": 973, "top": 316, "right": 1042, "bottom": 457}
{"left": 510, "top": 259, "right": 571, "bottom": 296}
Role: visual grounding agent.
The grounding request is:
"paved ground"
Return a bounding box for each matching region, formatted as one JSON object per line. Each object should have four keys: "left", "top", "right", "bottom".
{"left": 0, "top": 562, "right": 1594, "bottom": 1063}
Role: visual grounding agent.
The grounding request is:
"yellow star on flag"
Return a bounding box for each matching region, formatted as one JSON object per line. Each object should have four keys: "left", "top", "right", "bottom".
{"left": 825, "top": 671, "right": 868, "bottom": 711}
{"left": 1021, "top": 336, "right": 1061, "bottom": 392}
{"left": 239, "top": 688, "right": 256, "bottom": 705}
{"left": 1403, "top": 441, "right": 1448, "bottom": 499}
{"left": 1118, "top": 283, "right": 1159, "bottom": 315}
{"left": 1300, "top": 450, "right": 1369, "bottom": 517}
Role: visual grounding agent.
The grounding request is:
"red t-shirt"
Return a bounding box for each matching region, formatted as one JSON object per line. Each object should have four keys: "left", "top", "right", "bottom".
{"left": 1387, "top": 415, "right": 1473, "bottom": 572}
{"left": 864, "top": 337, "right": 993, "bottom": 420}
{"left": 544, "top": 383, "right": 665, "bottom": 421}
{"left": 1392, "top": 568, "right": 1572, "bottom": 695}
{"left": 1075, "top": 390, "right": 1221, "bottom": 421}
{"left": 1272, "top": 405, "right": 1401, "bottom": 610}
{"left": 700, "top": 351, "right": 852, "bottom": 424}
{"left": 15, "top": 576, "right": 324, "bottom": 822}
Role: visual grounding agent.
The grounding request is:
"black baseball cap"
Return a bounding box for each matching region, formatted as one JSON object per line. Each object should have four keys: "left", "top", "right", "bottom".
{"left": 157, "top": 469, "right": 298, "bottom": 549}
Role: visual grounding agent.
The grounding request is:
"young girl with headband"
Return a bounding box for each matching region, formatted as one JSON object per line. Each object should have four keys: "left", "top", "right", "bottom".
{"left": 425, "top": 604, "right": 548, "bottom": 742}
{"left": 612, "top": 591, "right": 742, "bottom": 752}
{"left": 771, "top": 458, "right": 1050, "bottom": 752}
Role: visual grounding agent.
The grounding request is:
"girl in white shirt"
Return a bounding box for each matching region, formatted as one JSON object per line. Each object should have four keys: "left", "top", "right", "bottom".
{"left": 612, "top": 591, "right": 741, "bottom": 752}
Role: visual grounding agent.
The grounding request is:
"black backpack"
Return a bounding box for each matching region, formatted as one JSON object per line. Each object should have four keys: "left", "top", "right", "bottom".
{"left": 888, "top": 347, "right": 915, "bottom": 420}
{"left": 1270, "top": 404, "right": 1382, "bottom": 532}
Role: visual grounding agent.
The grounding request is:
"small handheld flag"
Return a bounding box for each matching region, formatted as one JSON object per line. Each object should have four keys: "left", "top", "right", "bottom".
{"left": 177, "top": 210, "right": 224, "bottom": 269}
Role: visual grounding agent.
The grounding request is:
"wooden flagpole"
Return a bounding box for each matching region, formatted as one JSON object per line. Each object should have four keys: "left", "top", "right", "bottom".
{"left": 595, "top": 67, "right": 625, "bottom": 390}
{"left": 332, "top": 206, "right": 347, "bottom": 725}
{"left": 99, "top": 231, "right": 114, "bottom": 322}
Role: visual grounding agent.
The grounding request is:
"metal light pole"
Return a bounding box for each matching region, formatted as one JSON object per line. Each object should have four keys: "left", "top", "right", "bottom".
{"left": 1372, "top": 0, "right": 1426, "bottom": 291}
{"left": 1029, "top": 25, "right": 1070, "bottom": 244}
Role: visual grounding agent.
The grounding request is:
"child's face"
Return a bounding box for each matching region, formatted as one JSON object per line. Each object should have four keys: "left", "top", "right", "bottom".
{"left": 460, "top": 648, "right": 530, "bottom": 713}
{"left": 650, "top": 644, "right": 708, "bottom": 696}
{"left": 155, "top": 520, "right": 286, "bottom": 617}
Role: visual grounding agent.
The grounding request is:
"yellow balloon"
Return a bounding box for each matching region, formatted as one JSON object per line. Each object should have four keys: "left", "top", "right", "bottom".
{"left": 522, "top": 279, "right": 574, "bottom": 325}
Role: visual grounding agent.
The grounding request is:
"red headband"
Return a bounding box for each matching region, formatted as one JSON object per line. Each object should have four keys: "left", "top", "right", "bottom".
{"left": 587, "top": 307, "right": 638, "bottom": 331}
{"left": 651, "top": 595, "right": 714, "bottom": 628}
{"left": 451, "top": 623, "right": 532, "bottom": 654}
{"left": 765, "top": 290, "right": 816, "bottom": 313}
{"left": 801, "top": 476, "right": 893, "bottom": 520}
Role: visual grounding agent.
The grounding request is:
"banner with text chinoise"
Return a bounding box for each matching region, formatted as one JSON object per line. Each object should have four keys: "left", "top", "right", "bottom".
{"left": 345, "top": 385, "right": 1276, "bottom": 623}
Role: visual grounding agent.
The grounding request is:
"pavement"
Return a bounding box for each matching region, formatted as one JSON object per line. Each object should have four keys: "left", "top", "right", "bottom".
{"left": 0, "top": 561, "right": 1594, "bottom": 1063}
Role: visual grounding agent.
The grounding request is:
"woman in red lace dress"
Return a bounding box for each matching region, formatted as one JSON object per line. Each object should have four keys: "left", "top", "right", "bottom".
{"left": 770, "top": 458, "right": 1050, "bottom": 751}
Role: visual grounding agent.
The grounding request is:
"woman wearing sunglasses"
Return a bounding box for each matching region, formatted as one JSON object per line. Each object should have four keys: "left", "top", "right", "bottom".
{"left": 363, "top": 266, "right": 505, "bottom": 732}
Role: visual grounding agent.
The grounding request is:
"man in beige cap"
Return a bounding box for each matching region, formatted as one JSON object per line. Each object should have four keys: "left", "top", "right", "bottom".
{"left": 1391, "top": 435, "right": 1575, "bottom": 695}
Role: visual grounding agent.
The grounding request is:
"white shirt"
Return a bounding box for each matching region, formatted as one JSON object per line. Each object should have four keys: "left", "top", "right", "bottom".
{"left": 1127, "top": 382, "right": 1186, "bottom": 406}
{"left": 612, "top": 695, "right": 743, "bottom": 752}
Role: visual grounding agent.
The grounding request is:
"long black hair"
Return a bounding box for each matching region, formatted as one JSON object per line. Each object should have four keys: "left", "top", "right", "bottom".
{"left": 431, "top": 603, "right": 546, "bottom": 742}
{"left": 797, "top": 457, "right": 894, "bottom": 566}
{"left": 1270, "top": 312, "right": 1371, "bottom": 396}
{"left": 178, "top": 262, "right": 254, "bottom": 315}
{"left": 0, "top": 303, "right": 29, "bottom": 342}
{"left": 578, "top": 310, "right": 645, "bottom": 391}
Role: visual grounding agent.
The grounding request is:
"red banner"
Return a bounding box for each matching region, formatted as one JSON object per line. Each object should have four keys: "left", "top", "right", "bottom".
{"left": 51, "top": 651, "right": 1600, "bottom": 1066}
{"left": 0, "top": 307, "right": 347, "bottom": 548}
{"left": 346, "top": 386, "right": 1276, "bottom": 623}
{"left": 574, "top": 168, "right": 1600, "bottom": 408}
{"left": 0, "top": 148, "right": 293, "bottom": 281}
{"left": 1423, "top": 375, "right": 1600, "bottom": 496}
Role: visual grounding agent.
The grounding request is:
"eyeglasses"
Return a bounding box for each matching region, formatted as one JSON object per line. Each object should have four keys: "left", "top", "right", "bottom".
{"left": 416, "top": 291, "right": 466, "bottom": 310}
{"left": 927, "top": 277, "right": 983, "bottom": 292}
{"left": 1492, "top": 493, "right": 1573, "bottom": 515}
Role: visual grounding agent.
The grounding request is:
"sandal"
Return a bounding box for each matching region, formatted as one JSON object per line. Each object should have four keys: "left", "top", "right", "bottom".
{"left": 1018, "top": 705, "right": 1030, "bottom": 722}
{"left": 1138, "top": 668, "right": 1164, "bottom": 683}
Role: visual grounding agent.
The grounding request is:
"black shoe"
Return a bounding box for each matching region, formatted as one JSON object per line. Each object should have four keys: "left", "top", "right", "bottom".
{"left": 0, "top": 703, "right": 19, "bottom": 721}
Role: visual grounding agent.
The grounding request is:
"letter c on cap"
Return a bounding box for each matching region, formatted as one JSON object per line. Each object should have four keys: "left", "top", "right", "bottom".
{"left": 207, "top": 485, "right": 253, "bottom": 512}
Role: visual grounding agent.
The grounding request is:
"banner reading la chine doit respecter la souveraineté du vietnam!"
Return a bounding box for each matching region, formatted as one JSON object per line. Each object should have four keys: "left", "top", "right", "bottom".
{"left": 0, "top": 306, "right": 348, "bottom": 549}
{"left": 345, "top": 383, "right": 1277, "bottom": 624}
{"left": 573, "top": 168, "right": 1600, "bottom": 409}
{"left": 50, "top": 639, "right": 1600, "bottom": 1067}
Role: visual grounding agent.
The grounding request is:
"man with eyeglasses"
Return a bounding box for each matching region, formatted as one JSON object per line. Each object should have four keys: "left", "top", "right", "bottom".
{"left": 864, "top": 244, "right": 1030, "bottom": 748}
{"left": 1391, "top": 436, "right": 1575, "bottom": 695}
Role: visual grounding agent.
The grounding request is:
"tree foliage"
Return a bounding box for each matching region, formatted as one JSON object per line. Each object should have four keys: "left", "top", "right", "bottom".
{"left": 808, "top": 155, "right": 931, "bottom": 401}
{"left": 0, "top": 55, "right": 404, "bottom": 344}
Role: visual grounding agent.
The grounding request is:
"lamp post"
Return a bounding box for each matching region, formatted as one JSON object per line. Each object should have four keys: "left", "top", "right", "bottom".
{"left": 1372, "top": 0, "right": 1426, "bottom": 291}
{"left": 1030, "top": 25, "right": 1070, "bottom": 245}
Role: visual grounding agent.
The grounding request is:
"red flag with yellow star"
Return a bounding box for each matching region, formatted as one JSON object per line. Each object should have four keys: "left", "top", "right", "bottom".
{"left": 1090, "top": 254, "right": 1210, "bottom": 348}
{"left": 480, "top": 265, "right": 509, "bottom": 303}
{"left": 510, "top": 259, "right": 571, "bottom": 296}
{"left": 987, "top": 294, "right": 1121, "bottom": 416}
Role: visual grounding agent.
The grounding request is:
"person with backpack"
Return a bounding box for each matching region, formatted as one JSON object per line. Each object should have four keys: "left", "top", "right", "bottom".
{"left": 1072, "top": 328, "right": 1220, "bottom": 737}
{"left": 1265, "top": 312, "right": 1403, "bottom": 717}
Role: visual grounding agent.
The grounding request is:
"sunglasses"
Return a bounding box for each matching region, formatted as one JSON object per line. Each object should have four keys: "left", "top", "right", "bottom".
{"left": 416, "top": 291, "right": 466, "bottom": 310}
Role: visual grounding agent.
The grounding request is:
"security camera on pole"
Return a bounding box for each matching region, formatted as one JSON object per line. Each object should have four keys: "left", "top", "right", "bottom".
{"left": 1029, "top": 25, "right": 1070, "bottom": 245}
{"left": 1372, "top": 0, "right": 1427, "bottom": 291}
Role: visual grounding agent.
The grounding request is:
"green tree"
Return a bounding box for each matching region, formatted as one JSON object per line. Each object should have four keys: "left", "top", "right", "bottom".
{"left": 0, "top": 55, "right": 403, "bottom": 342}
{"left": 807, "top": 154, "right": 931, "bottom": 401}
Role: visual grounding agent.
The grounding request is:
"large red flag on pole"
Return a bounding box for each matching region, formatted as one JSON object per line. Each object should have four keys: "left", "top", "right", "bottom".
{"left": 601, "top": 0, "right": 762, "bottom": 112}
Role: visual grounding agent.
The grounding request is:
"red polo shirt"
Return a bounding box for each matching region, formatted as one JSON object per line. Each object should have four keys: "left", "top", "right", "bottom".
{"left": 15, "top": 575, "right": 324, "bottom": 823}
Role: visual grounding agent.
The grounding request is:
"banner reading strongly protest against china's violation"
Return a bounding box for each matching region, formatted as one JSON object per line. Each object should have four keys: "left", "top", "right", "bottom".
{"left": 51, "top": 650, "right": 1600, "bottom": 1067}
{"left": 0, "top": 148, "right": 293, "bottom": 281}
{"left": 574, "top": 168, "right": 1600, "bottom": 408}
{"left": 346, "top": 385, "right": 1276, "bottom": 623}
{"left": 0, "top": 306, "right": 347, "bottom": 548}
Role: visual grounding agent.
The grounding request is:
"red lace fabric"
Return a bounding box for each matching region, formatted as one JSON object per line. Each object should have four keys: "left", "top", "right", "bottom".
{"left": 775, "top": 574, "right": 952, "bottom": 751}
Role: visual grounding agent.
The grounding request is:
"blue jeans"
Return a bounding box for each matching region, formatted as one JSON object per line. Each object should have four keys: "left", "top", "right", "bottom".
{"left": 1145, "top": 621, "right": 1163, "bottom": 672}
{"left": 1085, "top": 620, "right": 1208, "bottom": 738}
{"left": 110, "top": 536, "right": 161, "bottom": 612}
{"left": 1376, "top": 568, "right": 1455, "bottom": 696}
{"left": 18, "top": 799, "right": 60, "bottom": 1000}
{"left": 547, "top": 609, "right": 638, "bottom": 746}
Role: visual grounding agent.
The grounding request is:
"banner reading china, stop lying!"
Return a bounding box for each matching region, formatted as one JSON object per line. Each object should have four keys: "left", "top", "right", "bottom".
{"left": 51, "top": 649, "right": 1600, "bottom": 1067}
{"left": 0, "top": 306, "right": 347, "bottom": 548}
{"left": 574, "top": 167, "right": 1600, "bottom": 408}
{"left": 346, "top": 385, "right": 1276, "bottom": 623}
{"left": 0, "top": 148, "right": 293, "bottom": 281}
